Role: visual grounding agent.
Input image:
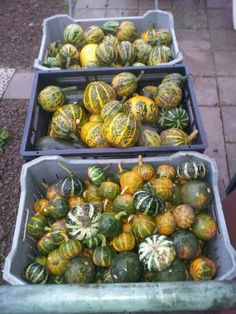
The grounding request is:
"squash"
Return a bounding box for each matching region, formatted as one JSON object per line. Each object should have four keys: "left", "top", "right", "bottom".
{"left": 82, "top": 61, "right": 99, "bottom": 68}
{"left": 58, "top": 44, "right": 79, "bottom": 68}
{"left": 161, "top": 128, "right": 199, "bottom": 146}
{"left": 116, "top": 21, "right": 138, "bottom": 42}
{"left": 111, "top": 71, "right": 144, "bottom": 98}
{"left": 49, "top": 275, "right": 65, "bottom": 284}
{"left": 120, "top": 171, "right": 143, "bottom": 194}
{"left": 49, "top": 104, "right": 87, "bottom": 141}
{"left": 133, "top": 189, "right": 165, "bottom": 216}
{"left": 138, "top": 235, "right": 176, "bottom": 271}
{"left": 156, "top": 164, "right": 176, "bottom": 181}
{"left": 112, "top": 232, "right": 136, "bottom": 252}
{"left": 112, "top": 162, "right": 128, "bottom": 184}
{"left": 84, "top": 25, "right": 104, "bottom": 44}
{"left": 47, "top": 249, "right": 68, "bottom": 276}
{"left": 140, "top": 85, "right": 157, "bottom": 99}
{"left": 64, "top": 256, "right": 95, "bottom": 283}
{"left": 129, "top": 213, "right": 156, "bottom": 240}
{"left": 151, "top": 177, "right": 175, "bottom": 201}
{"left": 103, "top": 34, "right": 119, "bottom": 47}
{"left": 68, "top": 195, "right": 85, "bottom": 209}
{"left": 101, "top": 21, "right": 119, "bottom": 35}
{"left": 171, "top": 230, "right": 198, "bottom": 260}
{"left": 190, "top": 257, "right": 217, "bottom": 280}
{"left": 157, "top": 28, "right": 172, "bottom": 46}
{"left": 27, "top": 213, "right": 47, "bottom": 238}
{"left": 155, "top": 211, "right": 177, "bottom": 236}
{"left": 47, "top": 195, "right": 69, "bottom": 220}
{"left": 113, "top": 190, "right": 135, "bottom": 216}
{"left": 89, "top": 114, "right": 103, "bottom": 122}
{"left": 154, "top": 82, "right": 182, "bottom": 110}
{"left": 132, "top": 155, "right": 154, "bottom": 181}
{"left": 43, "top": 57, "right": 62, "bottom": 68}
{"left": 33, "top": 255, "right": 47, "bottom": 268}
{"left": 37, "top": 233, "right": 58, "bottom": 255}
{"left": 117, "top": 41, "right": 136, "bottom": 66}
{"left": 79, "top": 43, "right": 98, "bottom": 66}
{"left": 192, "top": 213, "right": 217, "bottom": 240}
{"left": 83, "top": 184, "right": 101, "bottom": 202}
{"left": 95, "top": 42, "right": 118, "bottom": 66}
{"left": 158, "top": 107, "right": 189, "bottom": 130}
{"left": 148, "top": 45, "right": 172, "bottom": 65}
{"left": 68, "top": 64, "right": 81, "bottom": 69}
{"left": 161, "top": 73, "right": 189, "bottom": 88}
{"left": 24, "top": 262, "right": 48, "bottom": 284}
{"left": 132, "top": 62, "right": 146, "bottom": 66}
{"left": 64, "top": 23, "right": 84, "bottom": 47}
{"left": 153, "top": 258, "right": 187, "bottom": 282}
{"left": 44, "top": 219, "right": 67, "bottom": 234}
{"left": 92, "top": 234, "right": 116, "bottom": 267}
{"left": 83, "top": 81, "right": 116, "bottom": 114}
{"left": 110, "top": 252, "right": 143, "bottom": 283}
{"left": 102, "top": 112, "right": 139, "bottom": 148}
{"left": 123, "top": 95, "right": 159, "bottom": 123}
{"left": 181, "top": 180, "right": 213, "bottom": 211}
{"left": 173, "top": 204, "right": 195, "bottom": 229}
{"left": 100, "top": 97, "right": 126, "bottom": 120}
{"left": 82, "top": 234, "right": 102, "bottom": 249}
{"left": 47, "top": 41, "right": 63, "bottom": 58}
{"left": 34, "top": 199, "right": 49, "bottom": 216}
{"left": 177, "top": 160, "right": 207, "bottom": 180}
{"left": 99, "top": 181, "right": 121, "bottom": 201}
{"left": 87, "top": 165, "right": 107, "bottom": 186}
{"left": 141, "top": 24, "right": 159, "bottom": 46}
{"left": 80, "top": 121, "right": 110, "bottom": 148}
{"left": 59, "top": 238, "right": 83, "bottom": 260}
{"left": 170, "top": 184, "right": 182, "bottom": 205}
{"left": 98, "top": 211, "right": 126, "bottom": 238}
{"left": 36, "top": 136, "right": 86, "bottom": 151}
{"left": 66, "top": 203, "right": 101, "bottom": 240}
{"left": 138, "top": 127, "right": 162, "bottom": 147}
{"left": 133, "top": 39, "right": 152, "bottom": 64}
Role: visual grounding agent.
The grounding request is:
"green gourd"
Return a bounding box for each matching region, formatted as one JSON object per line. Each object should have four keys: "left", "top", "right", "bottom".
{"left": 64, "top": 256, "right": 95, "bottom": 284}
{"left": 27, "top": 213, "right": 47, "bottom": 238}
{"left": 47, "top": 195, "right": 69, "bottom": 220}
{"left": 98, "top": 211, "right": 126, "bottom": 238}
{"left": 92, "top": 234, "right": 116, "bottom": 267}
{"left": 24, "top": 262, "right": 48, "bottom": 284}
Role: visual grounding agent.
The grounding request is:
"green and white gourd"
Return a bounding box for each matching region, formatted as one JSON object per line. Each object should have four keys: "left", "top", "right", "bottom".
{"left": 88, "top": 165, "right": 106, "bottom": 185}
{"left": 83, "top": 234, "right": 102, "bottom": 248}
{"left": 95, "top": 42, "right": 118, "bottom": 66}
{"left": 24, "top": 263, "right": 48, "bottom": 284}
{"left": 138, "top": 235, "right": 176, "bottom": 272}
{"left": 177, "top": 160, "right": 207, "bottom": 180}
{"left": 133, "top": 190, "right": 165, "bottom": 216}
{"left": 158, "top": 107, "right": 189, "bottom": 129}
{"left": 64, "top": 24, "right": 84, "bottom": 47}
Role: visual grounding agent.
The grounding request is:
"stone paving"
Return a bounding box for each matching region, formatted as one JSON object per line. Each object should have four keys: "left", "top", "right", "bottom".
{"left": 2, "top": 0, "right": 236, "bottom": 198}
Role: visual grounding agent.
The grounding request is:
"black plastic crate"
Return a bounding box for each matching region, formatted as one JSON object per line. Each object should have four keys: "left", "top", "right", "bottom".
{"left": 20, "top": 65, "right": 207, "bottom": 160}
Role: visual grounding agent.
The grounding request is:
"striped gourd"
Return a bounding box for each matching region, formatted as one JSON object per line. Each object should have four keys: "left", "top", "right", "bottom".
{"left": 102, "top": 112, "right": 139, "bottom": 148}
{"left": 116, "top": 21, "right": 138, "bottom": 42}
{"left": 83, "top": 234, "right": 102, "bottom": 248}
{"left": 101, "top": 21, "right": 120, "bottom": 35}
{"left": 49, "top": 104, "right": 87, "bottom": 141}
{"left": 58, "top": 44, "right": 80, "bottom": 68}
{"left": 158, "top": 107, "right": 189, "bottom": 129}
{"left": 129, "top": 213, "right": 156, "bottom": 240}
{"left": 103, "top": 34, "right": 119, "bottom": 47}
{"left": 161, "top": 73, "right": 189, "bottom": 88}
{"left": 156, "top": 164, "right": 176, "bottom": 181}
{"left": 132, "top": 155, "right": 154, "bottom": 181}
{"left": 112, "top": 232, "right": 135, "bottom": 252}
{"left": 111, "top": 71, "right": 144, "bottom": 97}
{"left": 95, "top": 42, "right": 118, "bottom": 66}
{"left": 151, "top": 177, "right": 175, "bottom": 201}
{"left": 68, "top": 64, "right": 81, "bottom": 69}
{"left": 99, "top": 181, "right": 121, "bottom": 201}
{"left": 47, "top": 195, "right": 69, "bottom": 220}
{"left": 123, "top": 95, "right": 159, "bottom": 123}
{"left": 133, "top": 190, "right": 165, "bottom": 216}
{"left": 88, "top": 165, "right": 106, "bottom": 185}
{"left": 80, "top": 121, "right": 109, "bottom": 148}
{"left": 47, "top": 249, "right": 68, "bottom": 276}
{"left": 117, "top": 41, "right": 136, "bottom": 66}
{"left": 138, "top": 128, "right": 161, "bottom": 147}
{"left": 24, "top": 263, "right": 48, "bottom": 284}
{"left": 141, "top": 24, "right": 159, "bottom": 46}
{"left": 132, "top": 62, "right": 146, "bottom": 66}
{"left": 64, "top": 24, "right": 84, "bottom": 47}
{"left": 154, "top": 82, "right": 182, "bottom": 110}
{"left": 177, "top": 160, "right": 207, "bottom": 180}
{"left": 27, "top": 213, "right": 47, "bottom": 238}
{"left": 37, "top": 233, "right": 59, "bottom": 255}
{"left": 157, "top": 28, "right": 172, "bottom": 46}
{"left": 133, "top": 39, "right": 152, "bottom": 64}
{"left": 100, "top": 98, "right": 126, "bottom": 120}
{"left": 84, "top": 25, "right": 104, "bottom": 44}
{"left": 43, "top": 57, "right": 62, "bottom": 68}
{"left": 47, "top": 41, "right": 63, "bottom": 57}
{"left": 33, "top": 255, "right": 47, "bottom": 267}
{"left": 92, "top": 235, "right": 115, "bottom": 267}
{"left": 59, "top": 238, "right": 83, "bottom": 260}
{"left": 161, "top": 128, "right": 199, "bottom": 146}
{"left": 83, "top": 81, "right": 116, "bottom": 114}
{"left": 148, "top": 45, "right": 172, "bottom": 66}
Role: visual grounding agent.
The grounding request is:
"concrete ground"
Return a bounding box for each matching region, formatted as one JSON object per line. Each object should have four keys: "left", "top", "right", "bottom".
{"left": 1, "top": 0, "right": 236, "bottom": 199}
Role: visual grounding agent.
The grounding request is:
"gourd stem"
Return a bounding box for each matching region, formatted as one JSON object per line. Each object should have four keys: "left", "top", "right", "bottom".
{"left": 98, "top": 234, "right": 107, "bottom": 246}
{"left": 42, "top": 181, "right": 49, "bottom": 189}
{"left": 121, "top": 186, "right": 129, "bottom": 195}
{"left": 61, "top": 232, "right": 69, "bottom": 242}
{"left": 61, "top": 86, "right": 77, "bottom": 94}
{"left": 127, "top": 214, "right": 135, "bottom": 223}
{"left": 66, "top": 57, "right": 71, "bottom": 69}
{"left": 186, "top": 129, "right": 199, "bottom": 144}
{"left": 135, "top": 71, "right": 145, "bottom": 83}
{"left": 69, "top": 133, "right": 79, "bottom": 141}
{"left": 118, "top": 162, "right": 124, "bottom": 173}
{"left": 138, "top": 155, "right": 143, "bottom": 166}
{"left": 115, "top": 211, "right": 127, "bottom": 220}
{"left": 44, "top": 226, "right": 51, "bottom": 232}
{"left": 57, "top": 162, "right": 73, "bottom": 177}
{"left": 120, "top": 96, "right": 128, "bottom": 104}
{"left": 103, "top": 199, "right": 109, "bottom": 212}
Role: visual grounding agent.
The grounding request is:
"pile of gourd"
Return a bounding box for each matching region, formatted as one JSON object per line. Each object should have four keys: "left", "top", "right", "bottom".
{"left": 37, "top": 71, "right": 199, "bottom": 150}
{"left": 24, "top": 157, "right": 217, "bottom": 284}
{"left": 43, "top": 21, "right": 173, "bottom": 69}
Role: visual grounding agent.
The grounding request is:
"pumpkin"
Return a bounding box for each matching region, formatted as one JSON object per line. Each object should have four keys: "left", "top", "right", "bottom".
{"left": 112, "top": 232, "right": 136, "bottom": 252}
{"left": 49, "top": 104, "right": 87, "bottom": 141}
{"left": 98, "top": 211, "right": 126, "bottom": 238}
{"left": 84, "top": 25, "right": 104, "bottom": 44}
{"left": 192, "top": 213, "right": 217, "bottom": 240}
{"left": 83, "top": 81, "right": 116, "bottom": 114}
{"left": 171, "top": 230, "right": 198, "bottom": 260}
{"left": 44, "top": 219, "right": 67, "bottom": 234}
{"left": 181, "top": 180, "right": 213, "bottom": 211}
{"left": 148, "top": 45, "right": 172, "bottom": 65}
{"left": 100, "top": 97, "right": 126, "bottom": 120}
{"left": 172, "top": 204, "right": 195, "bottom": 229}
{"left": 116, "top": 21, "right": 138, "bottom": 42}
{"left": 120, "top": 171, "right": 143, "bottom": 194}
{"left": 117, "top": 41, "right": 136, "bottom": 66}
{"left": 64, "top": 23, "right": 84, "bottom": 47}
{"left": 156, "top": 164, "right": 176, "bottom": 181}
{"left": 110, "top": 252, "right": 143, "bottom": 282}
{"left": 89, "top": 114, "right": 103, "bottom": 122}
{"left": 111, "top": 71, "right": 144, "bottom": 98}
{"left": 34, "top": 199, "right": 49, "bottom": 216}
{"left": 47, "top": 249, "right": 68, "bottom": 276}
{"left": 141, "top": 24, "right": 159, "bottom": 46}
{"left": 161, "top": 73, "right": 189, "bottom": 88}
{"left": 92, "top": 235, "right": 116, "bottom": 267}
{"left": 154, "top": 82, "right": 182, "bottom": 110}
{"left": 64, "top": 256, "right": 95, "bottom": 283}
{"left": 66, "top": 203, "right": 101, "bottom": 240}
{"left": 153, "top": 258, "right": 187, "bottom": 282}
{"left": 99, "top": 181, "right": 121, "bottom": 201}
{"left": 129, "top": 213, "right": 156, "bottom": 240}
{"left": 80, "top": 121, "right": 109, "bottom": 148}
{"left": 87, "top": 165, "right": 107, "bottom": 186}
{"left": 57, "top": 44, "right": 79, "bottom": 68}
{"left": 24, "top": 263, "right": 48, "bottom": 284}
{"left": 68, "top": 195, "right": 85, "bottom": 209}
{"left": 139, "top": 235, "right": 176, "bottom": 271}
{"left": 190, "top": 257, "right": 217, "bottom": 280}
{"left": 95, "top": 42, "right": 118, "bottom": 66}
{"left": 151, "top": 177, "right": 175, "bottom": 201}
{"left": 47, "top": 195, "right": 69, "bottom": 220}
{"left": 161, "top": 128, "right": 199, "bottom": 146}
{"left": 157, "top": 28, "right": 172, "bottom": 46}
{"left": 82, "top": 234, "right": 102, "bottom": 249}
{"left": 101, "top": 21, "right": 120, "bottom": 35}
{"left": 83, "top": 184, "right": 101, "bottom": 202}
{"left": 59, "top": 238, "right": 83, "bottom": 260}
{"left": 155, "top": 211, "right": 177, "bottom": 236}
{"left": 158, "top": 107, "right": 189, "bottom": 130}
{"left": 123, "top": 95, "right": 159, "bottom": 123}
{"left": 177, "top": 160, "right": 207, "bottom": 180}
{"left": 112, "top": 162, "right": 128, "bottom": 184}
{"left": 138, "top": 127, "right": 162, "bottom": 147}
{"left": 113, "top": 190, "right": 135, "bottom": 216}
{"left": 133, "top": 189, "right": 165, "bottom": 216}
{"left": 47, "top": 41, "right": 63, "bottom": 58}
{"left": 102, "top": 112, "right": 139, "bottom": 148}
{"left": 79, "top": 43, "right": 98, "bottom": 66}
{"left": 27, "top": 213, "right": 47, "bottom": 238}
{"left": 133, "top": 39, "right": 152, "bottom": 64}
{"left": 132, "top": 155, "right": 154, "bottom": 181}
{"left": 37, "top": 233, "right": 58, "bottom": 255}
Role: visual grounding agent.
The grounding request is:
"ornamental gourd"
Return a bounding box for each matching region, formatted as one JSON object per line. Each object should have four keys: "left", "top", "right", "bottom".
{"left": 47, "top": 195, "right": 69, "bottom": 220}
{"left": 79, "top": 44, "right": 98, "bottom": 66}
{"left": 132, "top": 155, "right": 154, "bottom": 181}
{"left": 120, "top": 171, "right": 143, "bottom": 194}
{"left": 100, "top": 97, "right": 126, "bottom": 120}
{"left": 133, "top": 39, "right": 152, "bottom": 64}
{"left": 171, "top": 230, "right": 199, "bottom": 260}
{"left": 113, "top": 189, "right": 135, "bottom": 216}
{"left": 155, "top": 211, "right": 177, "bottom": 236}
{"left": 133, "top": 189, "right": 164, "bottom": 216}
{"left": 101, "top": 21, "right": 120, "bottom": 35}
{"left": 156, "top": 164, "right": 176, "bottom": 181}
{"left": 64, "top": 24, "right": 84, "bottom": 47}
{"left": 64, "top": 256, "right": 95, "bottom": 284}
{"left": 95, "top": 42, "right": 118, "bottom": 66}
{"left": 190, "top": 257, "right": 216, "bottom": 280}
{"left": 84, "top": 25, "right": 104, "bottom": 44}
{"left": 141, "top": 24, "right": 159, "bottom": 46}
{"left": 177, "top": 160, "right": 207, "bottom": 180}
{"left": 138, "top": 127, "right": 162, "bottom": 147}
{"left": 24, "top": 263, "right": 48, "bottom": 284}
{"left": 58, "top": 44, "right": 80, "bottom": 68}
{"left": 92, "top": 235, "right": 116, "bottom": 267}
{"left": 34, "top": 199, "right": 49, "bottom": 216}
{"left": 82, "top": 234, "right": 102, "bottom": 249}
{"left": 47, "top": 41, "right": 63, "bottom": 57}
{"left": 98, "top": 211, "right": 126, "bottom": 238}
{"left": 153, "top": 82, "right": 182, "bottom": 109}
{"left": 99, "top": 181, "right": 121, "bottom": 201}
{"left": 158, "top": 107, "right": 189, "bottom": 130}
{"left": 113, "top": 162, "right": 128, "bottom": 184}
{"left": 111, "top": 71, "right": 144, "bottom": 98}
{"left": 116, "top": 21, "right": 138, "bottom": 42}
{"left": 47, "top": 249, "right": 69, "bottom": 276}
{"left": 59, "top": 238, "right": 83, "bottom": 260}
{"left": 161, "top": 128, "right": 199, "bottom": 146}
{"left": 148, "top": 45, "right": 172, "bottom": 65}
{"left": 153, "top": 258, "right": 187, "bottom": 282}
{"left": 192, "top": 213, "right": 217, "bottom": 240}
{"left": 80, "top": 121, "right": 109, "bottom": 148}
{"left": 88, "top": 165, "right": 107, "bottom": 186}
{"left": 112, "top": 232, "right": 136, "bottom": 252}
{"left": 33, "top": 255, "right": 47, "bottom": 268}
{"left": 68, "top": 196, "right": 85, "bottom": 209}
{"left": 37, "top": 232, "right": 64, "bottom": 255}
{"left": 157, "top": 28, "right": 172, "bottom": 46}
{"left": 173, "top": 204, "right": 195, "bottom": 229}
{"left": 161, "top": 73, "right": 189, "bottom": 88}
{"left": 117, "top": 41, "right": 136, "bottom": 66}
{"left": 151, "top": 177, "right": 175, "bottom": 201}
{"left": 27, "top": 213, "right": 47, "bottom": 238}
{"left": 129, "top": 213, "right": 156, "bottom": 240}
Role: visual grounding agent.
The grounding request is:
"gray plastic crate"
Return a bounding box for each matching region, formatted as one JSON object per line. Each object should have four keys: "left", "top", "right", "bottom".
{"left": 3, "top": 152, "right": 236, "bottom": 285}
{"left": 34, "top": 10, "right": 183, "bottom": 71}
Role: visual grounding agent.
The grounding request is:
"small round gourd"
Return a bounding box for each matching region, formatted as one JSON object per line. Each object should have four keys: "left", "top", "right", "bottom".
{"left": 177, "top": 160, "right": 207, "bottom": 180}
{"left": 64, "top": 23, "right": 84, "bottom": 47}
{"left": 158, "top": 107, "right": 189, "bottom": 130}
{"left": 148, "top": 45, "right": 172, "bottom": 65}
{"left": 58, "top": 44, "right": 80, "bottom": 68}
{"left": 88, "top": 165, "right": 106, "bottom": 186}
{"left": 157, "top": 28, "right": 172, "bottom": 46}
{"left": 171, "top": 230, "right": 198, "bottom": 260}
{"left": 190, "top": 257, "right": 217, "bottom": 280}
{"left": 83, "top": 184, "right": 101, "bottom": 202}
{"left": 100, "top": 98, "right": 126, "bottom": 120}
{"left": 82, "top": 234, "right": 102, "bottom": 249}
{"left": 141, "top": 24, "right": 159, "bottom": 45}
{"left": 113, "top": 191, "right": 135, "bottom": 216}
{"left": 133, "top": 39, "right": 152, "bottom": 64}
{"left": 173, "top": 204, "right": 195, "bottom": 229}
{"left": 84, "top": 25, "right": 104, "bottom": 44}
{"left": 155, "top": 211, "right": 177, "bottom": 236}
{"left": 151, "top": 177, "right": 175, "bottom": 201}
{"left": 132, "top": 155, "right": 154, "bottom": 181}
{"left": 44, "top": 219, "right": 67, "bottom": 234}
{"left": 98, "top": 211, "right": 126, "bottom": 238}
{"left": 101, "top": 21, "right": 119, "bottom": 35}
{"left": 95, "top": 42, "right": 118, "bottom": 66}
{"left": 64, "top": 256, "right": 95, "bottom": 284}
{"left": 33, "top": 199, "right": 49, "bottom": 216}
{"left": 161, "top": 128, "right": 199, "bottom": 146}
{"left": 27, "top": 213, "right": 47, "bottom": 238}
{"left": 133, "top": 190, "right": 165, "bottom": 217}
{"left": 92, "top": 235, "right": 116, "bottom": 267}
{"left": 153, "top": 258, "right": 187, "bottom": 282}
{"left": 47, "top": 41, "right": 63, "bottom": 58}
{"left": 80, "top": 121, "right": 109, "bottom": 148}
{"left": 99, "top": 181, "right": 121, "bottom": 201}
{"left": 112, "top": 232, "right": 136, "bottom": 252}
{"left": 68, "top": 195, "right": 85, "bottom": 209}
{"left": 59, "top": 238, "right": 83, "bottom": 260}
{"left": 120, "top": 171, "right": 143, "bottom": 195}
{"left": 156, "top": 164, "right": 176, "bottom": 181}
{"left": 24, "top": 263, "right": 48, "bottom": 284}
{"left": 138, "top": 128, "right": 162, "bottom": 147}
{"left": 47, "top": 249, "right": 68, "bottom": 276}
{"left": 113, "top": 162, "right": 128, "bottom": 184}
{"left": 103, "top": 34, "right": 119, "bottom": 46}
{"left": 116, "top": 21, "right": 138, "bottom": 42}
{"left": 192, "top": 213, "right": 217, "bottom": 240}
{"left": 111, "top": 71, "right": 143, "bottom": 97}
{"left": 33, "top": 255, "right": 47, "bottom": 268}
{"left": 47, "top": 195, "right": 69, "bottom": 220}
{"left": 154, "top": 82, "right": 182, "bottom": 109}
{"left": 129, "top": 213, "right": 156, "bottom": 240}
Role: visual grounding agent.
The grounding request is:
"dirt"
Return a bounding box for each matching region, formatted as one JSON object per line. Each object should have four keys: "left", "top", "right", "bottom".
{"left": 0, "top": 0, "right": 67, "bottom": 70}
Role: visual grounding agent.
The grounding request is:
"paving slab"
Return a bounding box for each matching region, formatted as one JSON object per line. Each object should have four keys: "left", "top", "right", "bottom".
{"left": 0, "top": 68, "right": 15, "bottom": 99}
{"left": 73, "top": 8, "right": 106, "bottom": 19}
{"left": 199, "top": 106, "right": 229, "bottom": 197}
{"left": 222, "top": 106, "right": 236, "bottom": 143}
{"left": 210, "top": 29, "right": 236, "bottom": 51}
{"left": 182, "top": 50, "right": 215, "bottom": 76}
{"left": 226, "top": 143, "right": 236, "bottom": 179}
{"left": 139, "top": 0, "right": 172, "bottom": 10}
{"left": 105, "top": 9, "right": 139, "bottom": 17}
{"left": 3, "top": 72, "right": 34, "bottom": 100}
{"left": 73, "top": 0, "right": 107, "bottom": 9}
{"left": 107, "top": 0, "right": 138, "bottom": 9}
{"left": 173, "top": 9, "right": 208, "bottom": 29}
{"left": 208, "top": 9, "right": 233, "bottom": 29}
{"left": 194, "top": 77, "right": 219, "bottom": 106}
{"left": 214, "top": 52, "right": 236, "bottom": 76}
{"left": 176, "top": 29, "right": 211, "bottom": 51}
{"left": 207, "top": 0, "right": 232, "bottom": 8}
{"left": 172, "top": 0, "right": 206, "bottom": 10}
{"left": 218, "top": 77, "right": 236, "bottom": 106}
